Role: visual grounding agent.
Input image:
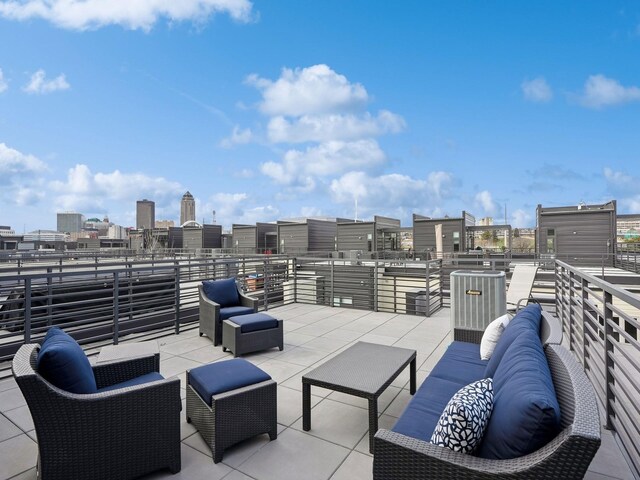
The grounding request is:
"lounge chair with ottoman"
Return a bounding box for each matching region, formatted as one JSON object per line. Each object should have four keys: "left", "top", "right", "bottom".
{"left": 199, "top": 277, "right": 258, "bottom": 346}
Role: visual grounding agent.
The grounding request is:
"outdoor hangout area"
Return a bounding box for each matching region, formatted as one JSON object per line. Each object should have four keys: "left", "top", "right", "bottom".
{"left": 1, "top": 302, "right": 636, "bottom": 479}
{"left": 1, "top": 254, "right": 639, "bottom": 480}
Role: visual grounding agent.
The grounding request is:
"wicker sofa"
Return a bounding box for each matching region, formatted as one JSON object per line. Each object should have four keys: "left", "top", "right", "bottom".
{"left": 373, "top": 307, "right": 601, "bottom": 479}
{"left": 12, "top": 342, "right": 181, "bottom": 480}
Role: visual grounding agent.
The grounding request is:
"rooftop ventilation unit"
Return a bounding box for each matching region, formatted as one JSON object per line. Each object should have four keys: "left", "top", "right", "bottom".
{"left": 450, "top": 270, "right": 506, "bottom": 341}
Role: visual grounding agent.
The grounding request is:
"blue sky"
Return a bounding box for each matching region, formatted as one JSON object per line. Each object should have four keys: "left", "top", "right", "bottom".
{"left": 1, "top": 1, "right": 639, "bottom": 232}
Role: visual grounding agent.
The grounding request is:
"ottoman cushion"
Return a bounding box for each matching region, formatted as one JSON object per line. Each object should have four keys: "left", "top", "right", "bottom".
{"left": 190, "top": 359, "right": 272, "bottom": 406}
{"left": 229, "top": 312, "right": 279, "bottom": 333}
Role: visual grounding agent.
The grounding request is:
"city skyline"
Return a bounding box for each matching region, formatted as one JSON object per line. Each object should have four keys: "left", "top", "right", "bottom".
{"left": 1, "top": 1, "right": 639, "bottom": 231}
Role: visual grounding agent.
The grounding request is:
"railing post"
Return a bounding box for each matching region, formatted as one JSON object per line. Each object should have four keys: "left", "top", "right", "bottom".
{"left": 568, "top": 271, "right": 574, "bottom": 351}
{"left": 374, "top": 261, "right": 379, "bottom": 312}
{"left": 293, "top": 257, "right": 297, "bottom": 304}
{"left": 330, "top": 260, "right": 335, "bottom": 307}
{"left": 46, "top": 267, "right": 53, "bottom": 326}
{"left": 113, "top": 272, "right": 119, "bottom": 345}
{"left": 604, "top": 290, "right": 614, "bottom": 430}
{"left": 426, "top": 261, "right": 431, "bottom": 317}
{"left": 174, "top": 264, "right": 181, "bottom": 335}
{"left": 24, "top": 278, "right": 31, "bottom": 344}
{"left": 581, "top": 277, "right": 589, "bottom": 370}
{"left": 263, "top": 259, "right": 269, "bottom": 311}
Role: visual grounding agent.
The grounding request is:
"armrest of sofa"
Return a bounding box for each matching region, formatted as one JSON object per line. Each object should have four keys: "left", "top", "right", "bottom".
{"left": 92, "top": 353, "right": 160, "bottom": 389}
{"left": 199, "top": 285, "right": 221, "bottom": 318}
{"left": 541, "top": 309, "right": 562, "bottom": 345}
{"left": 239, "top": 289, "right": 259, "bottom": 311}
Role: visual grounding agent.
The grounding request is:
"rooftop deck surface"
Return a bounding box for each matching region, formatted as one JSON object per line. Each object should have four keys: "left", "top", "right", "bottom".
{"left": 0, "top": 304, "right": 635, "bottom": 480}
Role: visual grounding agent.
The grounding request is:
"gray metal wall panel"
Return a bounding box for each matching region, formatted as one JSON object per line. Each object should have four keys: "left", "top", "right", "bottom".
{"left": 337, "top": 222, "right": 376, "bottom": 251}
{"left": 182, "top": 228, "right": 203, "bottom": 250}
{"left": 278, "top": 223, "right": 309, "bottom": 253}
{"left": 374, "top": 215, "right": 401, "bottom": 227}
{"left": 202, "top": 225, "right": 222, "bottom": 249}
{"left": 256, "top": 223, "right": 277, "bottom": 249}
{"left": 413, "top": 219, "right": 464, "bottom": 254}
{"left": 537, "top": 210, "right": 615, "bottom": 264}
{"left": 168, "top": 228, "right": 183, "bottom": 249}
{"left": 232, "top": 225, "right": 257, "bottom": 249}
{"left": 308, "top": 219, "right": 337, "bottom": 252}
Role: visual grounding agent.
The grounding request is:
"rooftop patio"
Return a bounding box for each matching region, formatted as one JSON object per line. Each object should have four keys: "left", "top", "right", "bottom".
{"left": 0, "top": 304, "right": 635, "bottom": 480}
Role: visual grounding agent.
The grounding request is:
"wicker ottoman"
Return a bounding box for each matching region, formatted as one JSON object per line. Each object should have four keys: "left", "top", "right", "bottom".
{"left": 222, "top": 312, "right": 284, "bottom": 357}
{"left": 186, "top": 359, "right": 277, "bottom": 463}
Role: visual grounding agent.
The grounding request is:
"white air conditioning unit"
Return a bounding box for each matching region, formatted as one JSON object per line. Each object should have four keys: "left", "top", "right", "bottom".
{"left": 450, "top": 270, "right": 506, "bottom": 341}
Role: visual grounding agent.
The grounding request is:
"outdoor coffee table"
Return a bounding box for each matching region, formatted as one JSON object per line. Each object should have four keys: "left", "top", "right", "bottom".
{"left": 302, "top": 341, "right": 416, "bottom": 453}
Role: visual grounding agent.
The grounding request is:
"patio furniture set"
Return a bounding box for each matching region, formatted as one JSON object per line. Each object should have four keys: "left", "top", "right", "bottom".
{"left": 11, "top": 276, "right": 602, "bottom": 479}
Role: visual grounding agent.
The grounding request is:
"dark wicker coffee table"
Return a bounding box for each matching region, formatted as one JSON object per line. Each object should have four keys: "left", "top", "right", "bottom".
{"left": 302, "top": 341, "right": 416, "bottom": 453}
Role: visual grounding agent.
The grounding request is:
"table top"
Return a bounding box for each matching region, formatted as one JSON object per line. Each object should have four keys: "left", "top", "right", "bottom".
{"left": 96, "top": 341, "right": 159, "bottom": 364}
{"left": 302, "top": 341, "right": 416, "bottom": 396}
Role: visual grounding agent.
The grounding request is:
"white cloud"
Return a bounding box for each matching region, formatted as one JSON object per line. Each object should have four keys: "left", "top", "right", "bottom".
{"left": 604, "top": 167, "right": 640, "bottom": 213}
{"left": 474, "top": 190, "right": 496, "bottom": 215}
{"left": 23, "top": 69, "right": 70, "bottom": 94}
{"left": 0, "top": 0, "right": 254, "bottom": 31}
{"left": 521, "top": 77, "right": 553, "bottom": 103}
{"left": 246, "top": 64, "right": 369, "bottom": 117}
{"left": 0, "top": 142, "right": 48, "bottom": 179}
{"left": 267, "top": 110, "right": 405, "bottom": 143}
{"left": 261, "top": 140, "right": 386, "bottom": 189}
{"left": 49, "top": 164, "right": 183, "bottom": 211}
{"left": 578, "top": 74, "right": 640, "bottom": 109}
{"left": 0, "top": 68, "right": 8, "bottom": 93}
{"left": 219, "top": 125, "right": 253, "bottom": 148}
{"left": 205, "top": 192, "right": 278, "bottom": 227}
{"left": 329, "top": 170, "right": 456, "bottom": 217}
{"left": 511, "top": 209, "right": 533, "bottom": 228}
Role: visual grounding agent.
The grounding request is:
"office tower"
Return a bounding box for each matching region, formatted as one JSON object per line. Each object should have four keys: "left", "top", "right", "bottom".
{"left": 136, "top": 199, "right": 155, "bottom": 229}
{"left": 57, "top": 212, "right": 85, "bottom": 234}
{"left": 180, "top": 191, "right": 196, "bottom": 226}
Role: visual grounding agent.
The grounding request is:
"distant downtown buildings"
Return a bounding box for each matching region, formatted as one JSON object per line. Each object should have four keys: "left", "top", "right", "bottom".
{"left": 136, "top": 199, "right": 155, "bottom": 230}
{"left": 180, "top": 192, "right": 196, "bottom": 226}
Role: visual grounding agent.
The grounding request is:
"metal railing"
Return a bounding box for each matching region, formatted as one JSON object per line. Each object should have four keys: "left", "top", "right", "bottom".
{"left": 617, "top": 242, "right": 640, "bottom": 274}
{"left": 555, "top": 260, "right": 640, "bottom": 475}
{"left": 0, "top": 255, "right": 444, "bottom": 368}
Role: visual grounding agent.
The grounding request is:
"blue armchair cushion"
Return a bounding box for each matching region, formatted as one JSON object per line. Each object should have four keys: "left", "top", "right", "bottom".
{"left": 220, "top": 306, "right": 255, "bottom": 321}
{"left": 227, "top": 313, "right": 279, "bottom": 333}
{"left": 484, "top": 304, "right": 542, "bottom": 378}
{"left": 429, "top": 341, "right": 488, "bottom": 386}
{"left": 431, "top": 378, "right": 494, "bottom": 453}
{"left": 36, "top": 327, "right": 98, "bottom": 394}
{"left": 392, "top": 376, "right": 464, "bottom": 442}
{"left": 189, "top": 359, "right": 272, "bottom": 406}
{"left": 98, "top": 372, "right": 165, "bottom": 393}
{"left": 476, "top": 329, "right": 561, "bottom": 459}
{"left": 202, "top": 278, "right": 239, "bottom": 308}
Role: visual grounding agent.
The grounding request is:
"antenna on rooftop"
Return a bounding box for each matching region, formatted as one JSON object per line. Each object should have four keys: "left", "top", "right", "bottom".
{"left": 212, "top": 210, "right": 216, "bottom": 224}
{"left": 354, "top": 196, "right": 358, "bottom": 222}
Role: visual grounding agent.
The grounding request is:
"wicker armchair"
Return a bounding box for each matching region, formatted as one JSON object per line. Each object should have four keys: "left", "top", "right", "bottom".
{"left": 198, "top": 282, "right": 258, "bottom": 346}
{"left": 373, "top": 344, "right": 601, "bottom": 479}
{"left": 12, "top": 343, "right": 181, "bottom": 480}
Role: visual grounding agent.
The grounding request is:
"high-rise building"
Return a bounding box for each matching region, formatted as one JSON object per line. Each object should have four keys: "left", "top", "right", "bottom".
{"left": 136, "top": 199, "right": 155, "bottom": 229}
{"left": 180, "top": 191, "right": 196, "bottom": 226}
{"left": 57, "top": 212, "right": 85, "bottom": 234}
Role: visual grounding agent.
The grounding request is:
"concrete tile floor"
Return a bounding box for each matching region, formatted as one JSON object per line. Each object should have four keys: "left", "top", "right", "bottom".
{"left": 0, "top": 304, "right": 636, "bottom": 480}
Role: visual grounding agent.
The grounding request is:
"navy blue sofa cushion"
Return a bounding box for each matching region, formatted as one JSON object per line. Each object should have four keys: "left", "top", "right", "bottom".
{"left": 392, "top": 376, "right": 464, "bottom": 442}
{"left": 220, "top": 306, "right": 255, "bottom": 321}
{"left": 476, "top": 328, "right": 561, "bottom": 460}
{"left": 98, "top": 372, "right": 165, "bottom": 393}
{"left": 189, "top": 359, "right": 272, "bottom": 406}
{"left": 228, "top": 313, "right": 279, "bottom": 333}
{"left": 37, "top": 327, "right": 98, "bottom": 394}
{"left": 202, "top": 278, "right": 239, "bottom": 308}
{"left": 429, "top": 342, "right": 488, "bottom": 386}
{"left": 484, "top": 304, "right": 542, "bottom": 378}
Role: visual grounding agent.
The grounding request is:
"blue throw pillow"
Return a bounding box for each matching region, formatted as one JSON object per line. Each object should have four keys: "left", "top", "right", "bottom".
{"left": 202, "top": 278, "right": 240, "bottom": 308}
{"left": 484, "top": 304, "right": 542, "bottom": 378}
{"left": 430, "top": 378, "right": 494, "bottom": 453}
{"left": 476, "top": 329, "right": 561, "bottom": 459}
{"left": 37, "top": 327, "right": 97, "bottom": 394}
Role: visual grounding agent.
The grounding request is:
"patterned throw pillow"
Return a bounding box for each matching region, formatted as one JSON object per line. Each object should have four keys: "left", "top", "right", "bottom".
{"left": 430, "top": 378, "right": 494, "bottom": 453}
